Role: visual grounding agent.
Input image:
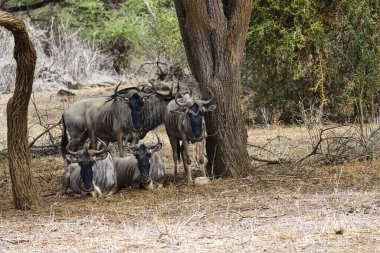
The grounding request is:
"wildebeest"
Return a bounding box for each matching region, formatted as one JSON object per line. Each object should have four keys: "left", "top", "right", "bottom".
{"left": 62, "top": 139, "right": 117, "bottom": 197}
{"left": 164, "top": 89, "right": 216, "bottom": 185}
{"left": 126, "top": 81, "right": 175, "bottom": 143}
{"left": 61, "top": 84, "right": 151, "bottom": 158}
{"left": 115, "top": 132, "right": 165, "bottom": 190}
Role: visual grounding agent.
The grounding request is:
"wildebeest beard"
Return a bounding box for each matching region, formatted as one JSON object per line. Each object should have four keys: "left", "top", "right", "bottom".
{"left": 135, "top": 145, "right": 152, "bottom": 187}
{"left": 188, "top": 103, "right": 203, "bottom": 142}
{"left": 78, "top": 156, "right": 95, "bottom": 192}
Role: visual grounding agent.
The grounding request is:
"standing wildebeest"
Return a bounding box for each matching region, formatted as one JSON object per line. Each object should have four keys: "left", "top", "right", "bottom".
{"left": 61, "top": 84, "right": 150, "bottom": 158}
{"left": 164, "top": 89, "right": 216, "bottom": 185}
{"left": 125, "top": 81, "right": 175, "bottom": 143}
{"left": 115, "top": 132, "right": 164, "bottom": 190}
{"left": 62, "top": 139, "right": 117, "bottom": 197}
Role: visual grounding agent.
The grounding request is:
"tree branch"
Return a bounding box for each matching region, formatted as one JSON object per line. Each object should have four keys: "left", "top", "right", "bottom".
{"left": 28, "top": 120, "right": 61, "bottom": 148}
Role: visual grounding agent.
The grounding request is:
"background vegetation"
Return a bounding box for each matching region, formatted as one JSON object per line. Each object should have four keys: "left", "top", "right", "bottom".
{"left": 245, "top": 0, "right": 380, "bottom": 123}
{"left": 1, "top": 0, "right": 380, "bottom": 123}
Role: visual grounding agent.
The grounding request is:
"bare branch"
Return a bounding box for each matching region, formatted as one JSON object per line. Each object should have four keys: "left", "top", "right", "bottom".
{"left": 28, "top": 120, "right": 61, "bottom": 148}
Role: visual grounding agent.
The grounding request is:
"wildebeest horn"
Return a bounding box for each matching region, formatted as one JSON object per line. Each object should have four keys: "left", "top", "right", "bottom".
{"left": 148, "top": 79, "right": 158, "bottom": 93}
{"left": 88, "top": 139, "right": 108, "bottom": 156}
{"left": 114, "top": 81, "right": 122, "bottom": 94}
{"left": 175, "top": 92, "right": 188, "bottom": 106}
{"left": 66, "top": 140, "right": 81, "bottom": 156}
{"left": 148, "top": 132, "right": 162, "bottom": 152}
{"left": 199, "top": 86, "right": 214, "bottom": 105}
{"left": 170, "top": 76, "right": 178, "bottom": 98}
{"left": 152, "top": 132, "right": 162, "bottom": 148}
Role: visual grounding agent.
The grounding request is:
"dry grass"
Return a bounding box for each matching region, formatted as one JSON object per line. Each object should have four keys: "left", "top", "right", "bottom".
{"left": 0, "top": 89, "right": 379, "bottom": 252}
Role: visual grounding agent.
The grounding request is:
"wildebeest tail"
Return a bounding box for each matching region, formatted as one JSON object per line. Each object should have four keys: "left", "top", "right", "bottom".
{"left": 177, "top": 139, "right": 181, "bottom": 163}
{"left": 61, "top": 114, "right": 68, "bottom": 158}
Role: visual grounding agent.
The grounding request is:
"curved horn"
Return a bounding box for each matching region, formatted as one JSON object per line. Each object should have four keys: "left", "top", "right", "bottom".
{"left": 174, "top": 92, "right": 188, "bottom": 106}
{"left": 199, "top": 86, "right": 214, "bottom": 105}
{"left": 149, "top": 132, "right": 162, "bottom": 152}
{"left": 169, "top": 76, "right": 177, "bottom": 98}
{"left": 114, "top": 81, "right": 122, "bottom": 94}
{"left": 153, "top": 131, "right": 161, "bottom": 146}
{"left": 88, "top": 139, "right": 108, "bottom": 156}
{"left": 106, "top": 81, "right": 125, "bottom": 103}
{"left": 148, "top": 79, "right": 158, "bottom": 93}
{"left": 66, "top": 140, "right": 81, "bottom": 156}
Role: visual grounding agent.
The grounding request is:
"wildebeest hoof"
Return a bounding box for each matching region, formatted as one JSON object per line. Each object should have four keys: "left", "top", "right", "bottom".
{"left": 151, "top": 182, "right": 163, "bottom": 190}
{"left": 131, "top": 183, "right": 140, "bottom": 189}
{"left": 194, "top": 177, "right": 209, "bottom": 186}
{"left": 91, "top": 191, "right": 97, "bottom": 198}
{"left": 146, "top": 181, "right": 155, "bottom": 191}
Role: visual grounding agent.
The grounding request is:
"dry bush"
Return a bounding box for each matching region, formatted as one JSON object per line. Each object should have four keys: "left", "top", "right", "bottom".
{"left": 0, "top": 29, "right": 16, "bottom": 93}
{"left": 0, "top": 18, "right": 115, "bottom": 94}
{"left": 36, "top": 19, "right": 114, "bottom": 85}
{"left": 250, "top": 101, "right": 380, "bottom": 167}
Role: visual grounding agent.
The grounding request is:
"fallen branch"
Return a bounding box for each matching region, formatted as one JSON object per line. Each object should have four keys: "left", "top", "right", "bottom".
{"left": 250, "top": 155, "right": 289, "bottom": 165}
{"left": 28, "top": 120, "right": 61, "bottom": 148}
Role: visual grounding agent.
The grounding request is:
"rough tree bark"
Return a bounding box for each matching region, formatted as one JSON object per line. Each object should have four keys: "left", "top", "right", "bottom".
{"left": 0, "top": 11, "right": 39, "bottom": 209}
{"left": 174, "top": 1, "right": 252, "bottom": 177}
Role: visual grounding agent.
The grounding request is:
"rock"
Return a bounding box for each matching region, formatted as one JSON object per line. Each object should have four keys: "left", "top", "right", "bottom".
{"left": 194, "top": 177, "right": 210, "bottom": 186}
{"left": 57, "top": 89, "right": 76, "bottom": 97}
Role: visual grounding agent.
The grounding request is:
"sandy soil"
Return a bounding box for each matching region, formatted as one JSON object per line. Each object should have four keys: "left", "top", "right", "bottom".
{"left": 0, "top": 87, "right": 379, "bottom": 252}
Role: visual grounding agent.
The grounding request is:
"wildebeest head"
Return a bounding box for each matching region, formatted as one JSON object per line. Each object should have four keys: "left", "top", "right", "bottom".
{"left": 127, "top": 92, "right": 146, "bottom": 131}
{"left": 66, "top": 140, "right": 108, "bottom": 193}
{"left": 110, "top": 82, "right": 151, "bottom": 132}
{"left": 171, "top": 88, "right": 216, "bottom": 142}
{"left": 124, "top": 132, "right": 162, "bottom": 187}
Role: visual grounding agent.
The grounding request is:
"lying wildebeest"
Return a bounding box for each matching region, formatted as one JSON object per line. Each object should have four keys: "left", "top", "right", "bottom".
{"left": 115, "top": 132, "right": 165, "bottom": 190}
{"left": 61, "top": 84, "right": 151, "bottom": 158}
{"left": 62, "top": 139, "right": 117, "bottom": 197}
{"left": 164, "top": 88, "right": 216, "bottom": 185}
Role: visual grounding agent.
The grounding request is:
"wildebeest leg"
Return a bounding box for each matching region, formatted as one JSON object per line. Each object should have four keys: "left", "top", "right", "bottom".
{"left": 88, "top": 129, "right": 98, "bottom": 151}
{"left": 117, "top": 133, "right": 125, "bottom": 157}
{"left": 198, "top": 141, "right": 207, "bottom": 177}
{"left": 71, "top": 131, "right": 88, "bottom": 151}
{"left": 168, "top": 136, "right": 178, "bottom": 181}
{"left": 181, "top": 140, "right": 193, "bottom": 185}
{"left": 62, "top": 169, "right": 71, "bottom": 194}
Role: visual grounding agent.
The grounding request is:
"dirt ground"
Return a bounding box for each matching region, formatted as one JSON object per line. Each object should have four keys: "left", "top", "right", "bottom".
{"left": 0, "top": 87, "right": 379, "bottom": 252}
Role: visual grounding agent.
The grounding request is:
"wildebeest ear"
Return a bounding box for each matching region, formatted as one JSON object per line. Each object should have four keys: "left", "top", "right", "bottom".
{"left": 123, "top": 146, "right": 135, "bottom": 154}
{"left": 116, "top": 96, "right": 129, "bottom": 103}
{"left": 94, "top": 153, "right": 108, "bottom": 161}
{"left": 150, "top": 143, "right": 162, "bottom": 153}
{"left": 65, "top": 155, "right": 78, "bottom": 163}
{"left": 206, "top": 104, "right": 216, "bottom": 112}
{"left": 170, "top": 108, "right": 186, "bottom": 116}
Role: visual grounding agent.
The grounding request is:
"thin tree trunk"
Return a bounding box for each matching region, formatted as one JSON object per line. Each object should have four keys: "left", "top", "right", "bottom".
{"left": 174, "top": 1, "right": 252, "bottom": 177}
{"left": 0, "top": 11, "right": 39, "bottom": 209}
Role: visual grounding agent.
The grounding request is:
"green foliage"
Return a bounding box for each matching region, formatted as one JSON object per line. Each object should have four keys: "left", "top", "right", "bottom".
{"left": 245, "top": 0, "right": 380, "bottom": 122}
{"left": 52, "top": 0, "right": 184, "bottom": 65}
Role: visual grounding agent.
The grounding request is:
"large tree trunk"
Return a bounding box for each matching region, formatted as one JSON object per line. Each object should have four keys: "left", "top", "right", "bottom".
{"left": 0, "top": 11, "right": 39, "bottom": 209}
{"left": 174, "top": 1, "right": 252, "bottom": 177}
